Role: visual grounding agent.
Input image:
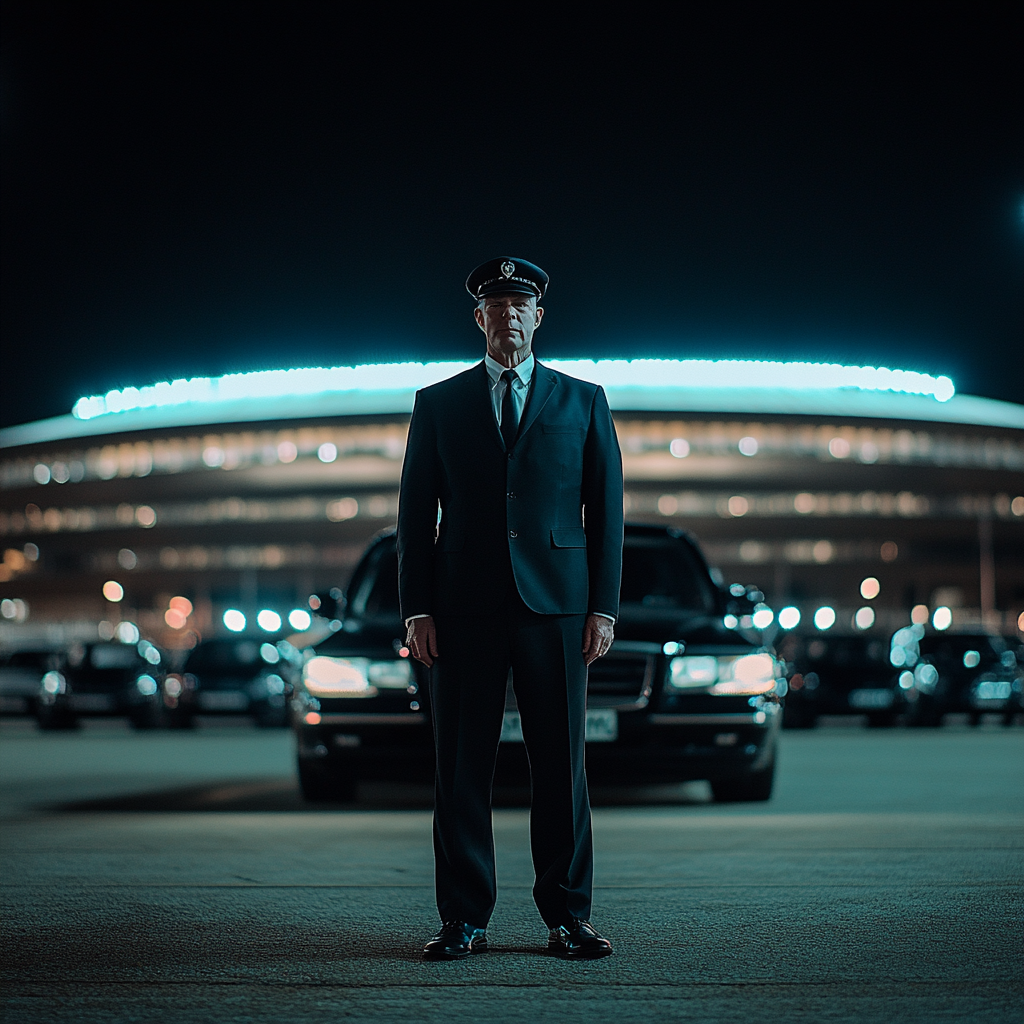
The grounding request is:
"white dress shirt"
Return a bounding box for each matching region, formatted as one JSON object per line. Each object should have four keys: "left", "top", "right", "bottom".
{"left": 484, "top": 350, "right": 534, "bottom": 431}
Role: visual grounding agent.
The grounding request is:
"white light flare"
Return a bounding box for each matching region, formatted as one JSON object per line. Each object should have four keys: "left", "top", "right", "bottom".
{"left": 72, "top": 359, "right": 957, "bottom": 419}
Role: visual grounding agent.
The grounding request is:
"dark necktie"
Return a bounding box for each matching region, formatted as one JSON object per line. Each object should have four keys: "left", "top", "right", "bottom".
{"left": 500, "top": 370, "right": 518, "bottom": 450}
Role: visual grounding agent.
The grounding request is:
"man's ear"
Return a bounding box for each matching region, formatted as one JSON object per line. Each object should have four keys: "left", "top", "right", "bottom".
{"left": 474, "top": 306, "right": 485, "bottom": 331}
{"left": 534, "top": 306, "right": 544, "bottom": 328}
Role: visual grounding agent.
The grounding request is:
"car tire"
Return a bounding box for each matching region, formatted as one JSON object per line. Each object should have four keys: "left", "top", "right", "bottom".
{"left": 711, "top": 756, "right": 775, "bottom": 803}
{"left": 165, "top": 712, "right": 196, "bottom": 730}
{"left": 298, "top": 758, "right": 357, "bottom": 803}
{"left": 866, "top": 712, "right": 896, "bottom": 728}
{"left": 129, "top": 709, "right": 163, "bottom": 730}
{"left": 783, "top": 705, "right": 816, "bottom": 729}
{"left": 908, "top": 704, "right": 943, "bottom": 728}
{"left": 36, "top": 709, "right": 78, "bottom": 731}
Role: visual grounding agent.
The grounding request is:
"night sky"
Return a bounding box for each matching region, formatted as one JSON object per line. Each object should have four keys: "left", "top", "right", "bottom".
{"left": 2, "top": 2, "right": 1022, "bottom": 430}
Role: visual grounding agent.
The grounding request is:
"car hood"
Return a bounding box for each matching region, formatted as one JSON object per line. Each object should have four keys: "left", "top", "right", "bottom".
{"left": 606, "top": 607, "right": 757, "bottom": 650}
{"left": 314, "top": 617, "right": 404, "bottom": 656}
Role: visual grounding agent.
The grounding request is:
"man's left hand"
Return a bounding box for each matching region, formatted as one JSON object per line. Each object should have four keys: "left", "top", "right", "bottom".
{"left": 582, "top": 614, "right": 614, "bottom": 666}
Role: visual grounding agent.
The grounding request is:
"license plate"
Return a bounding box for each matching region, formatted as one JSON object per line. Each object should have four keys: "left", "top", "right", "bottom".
{"left": 69, "top": 694, "right": 114, "bottom": 711}
{"left": 500, "top": 708, "right": 618, "bottom": 743}
{"left": 198, "top": 691, "right": 249, "bottom": 710}
{"left": 848, "top": 688, "right": 894, "bottom": 709}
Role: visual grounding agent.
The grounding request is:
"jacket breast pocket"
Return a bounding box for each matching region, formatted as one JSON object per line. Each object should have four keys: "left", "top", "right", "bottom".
{"left": 551, "top": 528, "right": 587, "bottom": 549}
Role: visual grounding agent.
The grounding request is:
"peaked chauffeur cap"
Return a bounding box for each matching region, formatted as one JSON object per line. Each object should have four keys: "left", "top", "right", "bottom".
{"left": 465, "top": 257, "right": 549, "bottom": 300}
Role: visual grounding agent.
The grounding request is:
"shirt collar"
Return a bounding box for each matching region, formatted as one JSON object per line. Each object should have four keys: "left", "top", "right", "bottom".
{"left": 485, "top": 350, "right": 534, "bottom": 387}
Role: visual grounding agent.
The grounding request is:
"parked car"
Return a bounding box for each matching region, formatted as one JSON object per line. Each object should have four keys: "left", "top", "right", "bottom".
{"left": 777, "top": 632, "right": 907, "bottom": 728}
{"left": 36, "top": 639, "right": 165, "bottom": 730}
{"left": 891, "top": 627, "right": 1024, "bottom": 726}
{"left": 0, "top": 648, "right": 62, "bottom": 717}
{"left": 293, "top": 525, "right": 785, "bottom": 803}
{"left": 165, "top": 638, "right": 298, "bottom": 727}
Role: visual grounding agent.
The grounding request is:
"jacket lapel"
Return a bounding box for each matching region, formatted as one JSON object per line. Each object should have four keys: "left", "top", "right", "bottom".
{"left": 515, "top": 361, "right": 557, "bottom": 443}
{"left": 466, "top": 360, "right": 507, "bottom": 454}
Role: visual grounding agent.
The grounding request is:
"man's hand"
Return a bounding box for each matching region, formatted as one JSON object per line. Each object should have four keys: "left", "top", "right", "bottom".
{"left": 582, "top": 614, "right": 614, "bottom": 666}
{"left": 406, "top": 615, "right": 439, "bottom": 667}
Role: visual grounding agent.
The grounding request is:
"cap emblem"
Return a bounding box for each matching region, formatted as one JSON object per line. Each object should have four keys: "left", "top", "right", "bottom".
{"left": 500, "top": 260, "right": 515, "bottom": 278}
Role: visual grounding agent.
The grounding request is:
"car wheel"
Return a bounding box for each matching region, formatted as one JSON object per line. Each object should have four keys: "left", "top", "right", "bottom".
{"left": 129, "top": 710, "right": 163, "bottom": 730}
{"left": 298, "top": 758, "right": 357, "bottom": 803}
{"left": 866, "top": 712, "right": 896, "bottom": 728}
{"left": 711, "top": 756, "right": 775, "bottom": 803}
{"left": 254, "top": 709, "right": 288, "bottom": 729}
{"left": 908, "top": 704, "right": 943, "bottom": 728}
{"left": 783, "top": 705, "right": 816, "bottom": 729}
{"left": 165, "top": 712, "right": 196, "bottom": 730}
{"left": 36, "top": 709, "right": 78, "bottom": 731}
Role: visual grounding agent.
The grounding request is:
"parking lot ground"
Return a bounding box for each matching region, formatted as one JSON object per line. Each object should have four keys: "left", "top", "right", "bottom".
{"left": 1, "top": 718, "right": 1022, "bottom": 1023}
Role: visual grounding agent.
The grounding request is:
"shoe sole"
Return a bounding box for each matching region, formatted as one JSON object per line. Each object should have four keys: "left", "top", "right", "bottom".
{"left": 548, "top": 943, "right": 613, "bottom": 960}
{"left": 424, "top": 941, "right": 488, "bottom": 961}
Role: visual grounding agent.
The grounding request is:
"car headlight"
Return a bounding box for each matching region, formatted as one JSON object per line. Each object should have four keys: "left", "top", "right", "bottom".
{"left": 303, "top": 656, "right": 413, "bottom": 698}
{"left": 41, "top": 671, "right": 66, "bottom": 694}
{"left": 913, "top": 662, "right": 939, "bottom": 693}
{"left": 667, "top": 653, "right": 776, "bottom": 695}
{"left": 135, "top": 674, "right": 158, "bottom": 696}
{"left": 669, "top": 656, "right": 718, "bottom": 688}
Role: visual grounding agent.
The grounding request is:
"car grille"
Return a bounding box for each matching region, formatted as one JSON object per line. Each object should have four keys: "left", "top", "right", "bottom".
{"left": 503, "top": 643, "right": 657, "bottom": 711}
{"left": 586, "top": 644, "right": 656, "bottom": 709}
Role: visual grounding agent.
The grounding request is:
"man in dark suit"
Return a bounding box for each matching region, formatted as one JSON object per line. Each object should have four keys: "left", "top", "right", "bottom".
{"left": 398, "top": 257, "right": 624, "bottom": 961}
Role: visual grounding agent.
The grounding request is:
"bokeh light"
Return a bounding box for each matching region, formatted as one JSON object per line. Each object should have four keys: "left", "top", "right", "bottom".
{"left": 778, "top": 606, "right": 801, "bottom": 630}
{"left": 257, "top": 609, "right": 282, "bottom": 632}
{"left": 860, "top": 577, "right": 880, "bottom": 600}
{"left": 855, "top": 607, "right": 876, "bottom": 629}
{"left": 911, "top": 604, "right": 930, "bottom": 625}
{"left": 813, "top": 606, "right": 836, "bottom": 630}
{"left": 932, "top": 606, "right": 953, "bottom": 630}
{"left": 288, "top": 608, "right": 312, "bottom": 630}
{"left": 223, "top": 609, "right": 246, "bottom": 632}
{"left": 102, "top": 580, "right": 124, "bottom": 602}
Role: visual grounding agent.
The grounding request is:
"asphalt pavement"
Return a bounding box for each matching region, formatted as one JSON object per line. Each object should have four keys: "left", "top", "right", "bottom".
{"left": 1, "top": 716, "right": 1021, "bottom": 1023}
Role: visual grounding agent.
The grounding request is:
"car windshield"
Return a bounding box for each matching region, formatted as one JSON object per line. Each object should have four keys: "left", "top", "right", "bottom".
{"left": 348, "top": 544, "right": 401, "bottom": 618}
{"left": 918, "top": 635, "right": 1007, "bottom": 661}
{"left": 619, "top": 536, "right": 715, "bottom": 612}
{"left": 185, "top": 641, "right": 260, "bottom": 671}
{"left": 802, "top": 638, "right": 889, "bottom": 665}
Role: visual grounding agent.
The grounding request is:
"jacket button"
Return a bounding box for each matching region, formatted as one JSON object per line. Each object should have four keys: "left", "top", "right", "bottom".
{"left": 507, "top": 492, "right": 515, "bottom": 499}
{"left": 507, "top": 451, "right": 514, "bottom": 460}
{"left": 509, "top": 530, "right": 517, "bottom": 538}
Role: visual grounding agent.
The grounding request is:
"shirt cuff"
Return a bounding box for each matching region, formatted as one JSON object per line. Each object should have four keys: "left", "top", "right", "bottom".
{"left": 404, "top": 614, "right": 432, "bottom": 628}
{"left": 592, "top": 612, "right": 616, "bottom": 624}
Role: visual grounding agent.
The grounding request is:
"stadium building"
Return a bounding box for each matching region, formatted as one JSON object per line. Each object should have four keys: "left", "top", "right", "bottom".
{"left": 1, "top": 359, "right": 1022, "bottom": 648}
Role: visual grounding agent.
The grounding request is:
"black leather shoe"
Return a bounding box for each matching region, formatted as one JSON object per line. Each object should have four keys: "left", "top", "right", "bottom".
{"left": 548, "top": 919, "right": 613, "bottom": 960}
{"left": 423, "top": 921, "right": 488, "bottom": 960}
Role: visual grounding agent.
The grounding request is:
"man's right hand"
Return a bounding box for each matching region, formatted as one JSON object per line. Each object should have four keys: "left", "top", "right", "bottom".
{"left": 406, "top": 615, "right": 439, "bottom": 667}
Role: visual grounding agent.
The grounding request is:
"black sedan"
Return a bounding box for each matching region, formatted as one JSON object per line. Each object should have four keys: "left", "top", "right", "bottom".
{"left": 0, "top": 648, "right": 62, "bottom": 717}
{"left": 293, "top": 524, "right": 785, "bottom": 803}
{"left": 778, "top": 632, "right": 908, "bottom": 728}
{"left": 36, "top": 639, "right": 165, "bottom": 730}
{"left": 164, "top": 638, "right": 298, "bottom": 727}
{"left": 892, "top": 628, "right": 1024, "bottom": 726}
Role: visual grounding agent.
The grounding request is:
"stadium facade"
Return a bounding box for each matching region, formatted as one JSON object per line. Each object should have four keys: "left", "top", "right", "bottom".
{"left": 1, "top": 360, "right": 1022, "bottom": 648}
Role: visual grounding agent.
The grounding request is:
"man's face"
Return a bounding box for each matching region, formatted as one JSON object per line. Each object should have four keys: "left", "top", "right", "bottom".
{"left": 474, "top": 293, "right": 544, "bottom": 365}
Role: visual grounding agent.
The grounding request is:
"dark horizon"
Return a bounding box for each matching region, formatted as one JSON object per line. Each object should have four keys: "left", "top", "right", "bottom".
{"left": 2, "top": 1, "right": 1022, "bottom": 430}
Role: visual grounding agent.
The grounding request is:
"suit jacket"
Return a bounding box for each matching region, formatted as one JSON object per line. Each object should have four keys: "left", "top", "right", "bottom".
{"left": 397, "top": 359, "right": 623, "bottom": 619}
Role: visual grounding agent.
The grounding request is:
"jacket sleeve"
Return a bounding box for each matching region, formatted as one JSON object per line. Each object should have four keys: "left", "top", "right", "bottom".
{"left": 581, "top": 385, "right": 624, "bottom": 619}
{"left": 397, "top": 391, "right": 441, "bottom": 620}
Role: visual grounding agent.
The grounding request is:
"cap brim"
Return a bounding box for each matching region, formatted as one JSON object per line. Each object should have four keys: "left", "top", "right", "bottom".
{"left": 473, "top": 281, "right": 542, "bottom": 299}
